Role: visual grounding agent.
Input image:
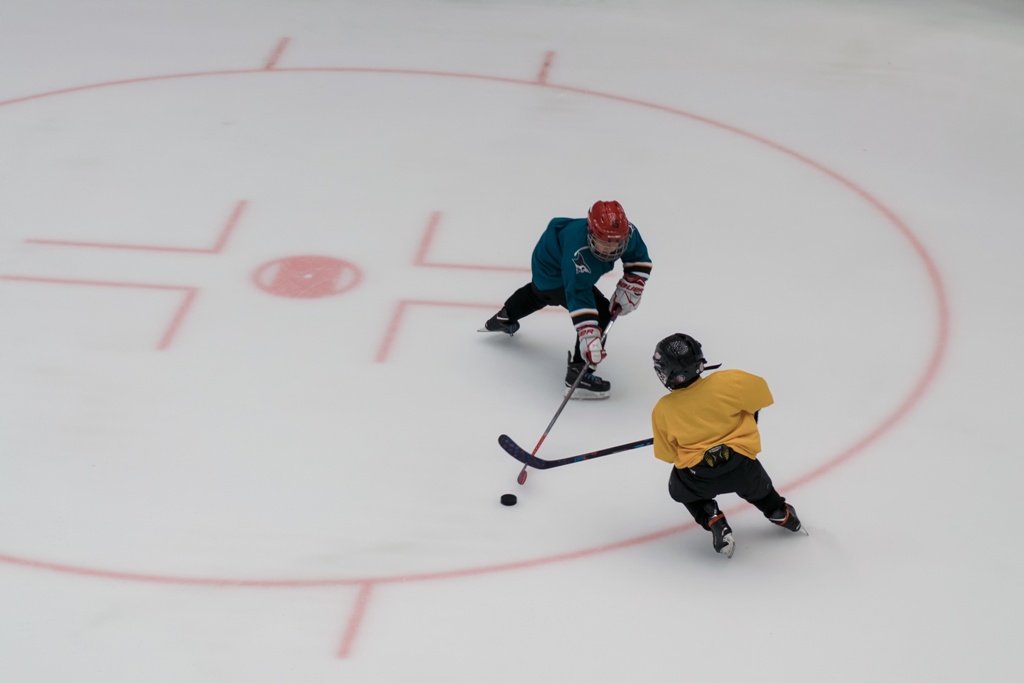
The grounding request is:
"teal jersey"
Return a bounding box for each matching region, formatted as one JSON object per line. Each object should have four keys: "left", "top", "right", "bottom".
{"left": 531, "top": 217, "right": 653, "bottom": 329}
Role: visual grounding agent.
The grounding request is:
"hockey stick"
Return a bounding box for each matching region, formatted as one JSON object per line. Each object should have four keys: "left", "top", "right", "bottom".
{"left": 499, "top": 434, "right": 653, "bottom": 471}
{"left": 513, "top": 316, "right": 617, "bottom": 485}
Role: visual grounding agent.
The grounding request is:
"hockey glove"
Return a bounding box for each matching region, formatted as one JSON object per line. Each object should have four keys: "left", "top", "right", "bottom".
{"left": 611, "top": 273, "right": 645, "bottom": 316}
{"left": 578, "top": 325, "right": 606, "bottom": 366}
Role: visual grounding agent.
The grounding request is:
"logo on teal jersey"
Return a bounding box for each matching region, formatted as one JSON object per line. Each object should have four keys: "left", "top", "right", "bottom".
{"left": 573, "top": 249, "right": 591, "bottom": 275}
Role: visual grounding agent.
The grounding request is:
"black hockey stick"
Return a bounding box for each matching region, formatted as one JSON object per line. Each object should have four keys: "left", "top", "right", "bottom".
{"left": 499, "top": 434, "right": 653, "bottom": 471}
{"left": 513, "top": 315, "right": 617, "bottom": 485}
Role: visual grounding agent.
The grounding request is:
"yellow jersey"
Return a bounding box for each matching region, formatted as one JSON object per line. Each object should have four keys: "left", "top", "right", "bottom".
{"left": 651, "top": 369, "right": 774, "bottom": 469}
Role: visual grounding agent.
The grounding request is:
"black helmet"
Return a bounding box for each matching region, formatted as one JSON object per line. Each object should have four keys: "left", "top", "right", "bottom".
{"left": 653, "top": 333, "right": 707, "bottom": 389}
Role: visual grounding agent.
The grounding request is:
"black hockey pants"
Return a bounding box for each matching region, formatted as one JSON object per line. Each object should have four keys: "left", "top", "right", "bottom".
{"left": 667, "top": 451, "right": 786, "bottom": 530}
{"left": 503, "top": 282, "right": 612, "bottom": 364}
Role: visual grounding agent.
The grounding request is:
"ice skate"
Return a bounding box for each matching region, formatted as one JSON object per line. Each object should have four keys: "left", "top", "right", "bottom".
{"left": 769, "top": 503, "right": 809, "bottom": 535}
{"left": 479, "top": 307, "right": 519, "bottom": 336}
{"left": 565, "top": 353, "right": 610, "bottom": 399}
{"left": 705, "top": 502, "right": 735, "bottom": 558}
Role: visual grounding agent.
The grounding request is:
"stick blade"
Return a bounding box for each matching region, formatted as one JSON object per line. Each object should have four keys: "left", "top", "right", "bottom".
{"left": 498, "top": 434, "right": 547, "bottom": 469}
{"left": 498, "top": 434, "right": 530, "bottom": 464}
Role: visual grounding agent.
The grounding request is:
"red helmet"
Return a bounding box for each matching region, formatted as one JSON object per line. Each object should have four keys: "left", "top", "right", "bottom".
{"left": 587, "top": 200, "right": 631, "bottom": 261}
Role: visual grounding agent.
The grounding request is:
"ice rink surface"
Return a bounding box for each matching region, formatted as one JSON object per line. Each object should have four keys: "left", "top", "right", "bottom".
{"left": 1, "top": 1, "right": 1022, "bottom": 681}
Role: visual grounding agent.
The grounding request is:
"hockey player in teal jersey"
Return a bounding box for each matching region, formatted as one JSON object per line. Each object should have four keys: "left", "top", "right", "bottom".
{"left": 482, "top": 200, "right": 653, "bottom": 399}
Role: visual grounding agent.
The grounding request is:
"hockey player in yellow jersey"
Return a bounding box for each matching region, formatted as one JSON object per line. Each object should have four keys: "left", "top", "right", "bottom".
{"left": 651, "top": 333, "right": 807, "bottom": 558}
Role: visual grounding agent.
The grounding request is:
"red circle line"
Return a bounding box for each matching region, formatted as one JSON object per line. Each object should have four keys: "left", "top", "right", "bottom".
{"left": 0, "top": 67, "right": 950, "bottom": 587}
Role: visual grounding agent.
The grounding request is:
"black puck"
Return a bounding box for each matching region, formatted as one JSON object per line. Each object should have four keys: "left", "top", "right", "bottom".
{"left": 500, "top": 493, "right": 518, "bottom": 506}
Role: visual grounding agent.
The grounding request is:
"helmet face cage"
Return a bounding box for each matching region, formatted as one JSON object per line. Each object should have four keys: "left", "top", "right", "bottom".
{"left": 653, "top": 334, "right": 706, "bottom": 389}
{"left": 587, "top": 200, "right": 631, "bottom": 262}
{"left": 587, "top": 230, "right": 630, "bottom": 262}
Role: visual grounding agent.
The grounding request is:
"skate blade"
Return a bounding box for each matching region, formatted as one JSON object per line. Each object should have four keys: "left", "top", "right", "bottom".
{"left": 477, "top": 327, "right": 515, "bottom": 336}
{"left": 566, "top": 388, "right": 610, "bottom": 400}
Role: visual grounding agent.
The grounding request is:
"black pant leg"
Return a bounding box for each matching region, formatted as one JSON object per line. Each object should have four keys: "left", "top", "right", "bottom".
{"left": 731, "top": 458, "right": 786, "bottom": 518}
{"left": 683, "top": 500, "right": 718, "bottom": 530}
{"left": 503, "top": 282, "right": 550, "bottom": 321}
{"left": 668, "top": 469, "right": 720, "bottom": 530}
{"left": 668, "top": 466, "right": 726, "bottom": 502}
{"left": 508, "top": 284, "right": 610, "bottom": 364}
{"left": 516, "top": 285, "right": 585, "bottom": 364}
{"left": 668, "top": 454, "right": 788, "bottom": 525}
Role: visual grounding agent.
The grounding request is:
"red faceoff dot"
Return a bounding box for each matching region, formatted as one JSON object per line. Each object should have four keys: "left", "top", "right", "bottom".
{"left": 253, "top": 255, "right": 362, "bottom": 299}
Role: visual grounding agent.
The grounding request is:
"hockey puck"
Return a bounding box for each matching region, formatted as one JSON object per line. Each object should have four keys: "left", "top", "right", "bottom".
{"left": 500, "top": 493, "right": 518, "bottom": 506}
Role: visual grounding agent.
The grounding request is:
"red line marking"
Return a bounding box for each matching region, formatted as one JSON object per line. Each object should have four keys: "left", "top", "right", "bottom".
{"left": 376, "top": 300, "right": 408, "bottom": 363}
{"left": 376, "top": 299, "right": 501, "bottom": 363}
{"left": 211, "top": 199, "right": 246, "bottom": 252}
{"left": 337, "top": 582, "right": 373, "bottom": 658}
{"left": 537, "top": 51, "right": 555, "bottom": 84}
{"left": 412, "top": 212, "right": 441, "bottom": 265}
{"left": 0, "top": 275, "right": 198, "bottom": 350}
{"left": 158, "top": 288, "right": 198, "bottom": 350}
{"left": 0, "top": 69, "right": 539, "bottom": 110}
{"left": 0, "top": 552, "right": 359, "bottom": 587}
{"left": 264, "top": 37, "right": 290, "bottom": 70}
{"left": 0, "top": 518, "right": 700, "bottom": 587}
{"left": 23, "top": 241, "right": 209, "bottom": 254}
{"left": 26, "top": 200, "right": 247, "bottom": 254}
{"left": 0, "top": 275, "right": 191, "bottom": 292}
{"left": 411, "top": 211, "right": 529, "bottom": 273}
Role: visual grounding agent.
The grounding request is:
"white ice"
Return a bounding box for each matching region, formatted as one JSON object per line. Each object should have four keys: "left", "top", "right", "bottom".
{"left": 1, "top": 1, "right": 1022, "bottom": 681}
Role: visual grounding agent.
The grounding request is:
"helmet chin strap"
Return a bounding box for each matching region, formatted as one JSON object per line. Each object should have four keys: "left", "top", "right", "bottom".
{"left": 705, "top": 363, "right": 722, "bottom": 370}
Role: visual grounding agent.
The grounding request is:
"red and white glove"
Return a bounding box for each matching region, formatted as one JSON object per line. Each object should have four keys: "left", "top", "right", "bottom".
{"left": 578, "top": 325, "right": 606, "bottom": 366}
{"left": 611, "top": 274, "right": 646, "bottom": 316}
